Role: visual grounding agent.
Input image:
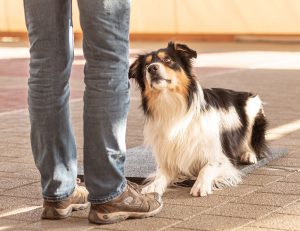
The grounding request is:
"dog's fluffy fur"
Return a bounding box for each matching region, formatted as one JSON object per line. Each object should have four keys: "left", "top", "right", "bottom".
{"left": 129, "top": 42, "right": 268, "bottom": 197}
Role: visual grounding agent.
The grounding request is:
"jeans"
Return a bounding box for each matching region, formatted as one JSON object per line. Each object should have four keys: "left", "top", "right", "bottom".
{"left": 23, "top": 0, "right": 130, "bottom": 203}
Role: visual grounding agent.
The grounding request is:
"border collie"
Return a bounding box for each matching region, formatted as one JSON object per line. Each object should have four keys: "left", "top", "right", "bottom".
{"left": 129, "top": 42, "right": 268, "bottom": 197}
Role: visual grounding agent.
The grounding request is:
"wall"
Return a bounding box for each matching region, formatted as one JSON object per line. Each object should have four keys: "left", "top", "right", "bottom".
{"left": 1, "top": 0, "right": 300, "bottom": 35}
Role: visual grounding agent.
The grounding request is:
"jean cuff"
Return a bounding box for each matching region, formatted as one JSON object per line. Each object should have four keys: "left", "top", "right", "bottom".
{"left": 88, "top": 180, "right": 127, "bottom": 204}
{"left": 43, "top": 186, "right": 76, "bottom": 202}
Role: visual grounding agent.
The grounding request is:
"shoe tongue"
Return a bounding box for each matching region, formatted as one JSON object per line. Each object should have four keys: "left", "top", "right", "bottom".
{"left": 128, "top": 183, "right": 141, "bottom": 197}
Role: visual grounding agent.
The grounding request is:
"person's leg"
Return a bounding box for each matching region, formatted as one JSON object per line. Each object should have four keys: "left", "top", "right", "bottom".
{"left": 24, "top": 0, "right": 77, "bottom": 201}
{"left": 77, "top": 0, "right": 130, "bottom": 203}
{"left": 77, "top": 1, "right": 163, "bottom": 224}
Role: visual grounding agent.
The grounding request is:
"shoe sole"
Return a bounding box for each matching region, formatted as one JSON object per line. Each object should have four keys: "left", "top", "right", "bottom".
{"left": 42, "top": 202, "right": 90, "bottom": 219}
{"left": 88, "top": 203, "right": 163, "bottom": 224}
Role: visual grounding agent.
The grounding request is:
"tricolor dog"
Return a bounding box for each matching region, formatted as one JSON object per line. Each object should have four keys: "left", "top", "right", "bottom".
{"left": 129, "top": 42, "right": 268, "bottom": 197}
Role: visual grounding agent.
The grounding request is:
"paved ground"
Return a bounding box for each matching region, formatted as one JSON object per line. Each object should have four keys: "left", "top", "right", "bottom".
{"left": 0, "top": 40, "right": 299, "bottom": 230}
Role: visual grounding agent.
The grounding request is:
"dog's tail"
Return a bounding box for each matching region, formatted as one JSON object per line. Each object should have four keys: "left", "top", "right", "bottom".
{"left": 251, "top": 109, "right": 269, "bottom": 158}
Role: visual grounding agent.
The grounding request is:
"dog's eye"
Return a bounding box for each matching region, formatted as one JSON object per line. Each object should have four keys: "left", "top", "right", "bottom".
{"left": 163, "top": 58, "right": 172, "bottom": 63}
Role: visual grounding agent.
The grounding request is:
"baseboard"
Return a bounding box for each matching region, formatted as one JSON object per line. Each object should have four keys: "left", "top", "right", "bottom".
{"left": 1, "top": 31, "right": 300, "bottom": 43}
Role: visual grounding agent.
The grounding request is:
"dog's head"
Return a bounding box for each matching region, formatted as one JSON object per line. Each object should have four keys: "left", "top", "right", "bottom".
{"left": 129, "top": 42, "right": 198, "bottom": 115}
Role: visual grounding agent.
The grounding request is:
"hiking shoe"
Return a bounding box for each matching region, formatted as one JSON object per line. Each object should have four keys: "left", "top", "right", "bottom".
{"left": 41, "top": 185, "right": 89, "bottom": 219}
{"left": 88, "top": 181, "right": 163, "bottom": 224}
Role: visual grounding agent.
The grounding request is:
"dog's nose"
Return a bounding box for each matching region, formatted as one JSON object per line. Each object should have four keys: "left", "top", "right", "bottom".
{"left": 148, "top": 64, "right": 159, "bottom": 74}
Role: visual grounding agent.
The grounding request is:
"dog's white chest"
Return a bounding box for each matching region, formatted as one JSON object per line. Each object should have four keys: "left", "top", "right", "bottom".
{"left": 144, "top": 112, "right": 222, "bottom": 176}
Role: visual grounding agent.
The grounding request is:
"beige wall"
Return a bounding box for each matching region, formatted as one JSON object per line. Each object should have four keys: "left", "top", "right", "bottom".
{"left": 0, "top": 0, "right": 27, "bottom": 32}
{"left": 1, "top": 0, "right": 300, "bottom": 34}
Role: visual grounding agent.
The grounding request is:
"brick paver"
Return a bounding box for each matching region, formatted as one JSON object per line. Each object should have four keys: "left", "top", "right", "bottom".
{"left": 204, "top": 203, "right": 277, "bottom": 219}
{"left": 249, "top": 213, "right": 300, "bottom": 230}
{"left": 0, "top": 41, "right": 300, "bottom": 230}
{"left": 175, "top": 214, "right": 252, "bottom": 230}
{"left": 277, "top": 201, "right": 300, "bottom": 216}
{"left": 233, "top": 192, "right": 299, "bottom": 207}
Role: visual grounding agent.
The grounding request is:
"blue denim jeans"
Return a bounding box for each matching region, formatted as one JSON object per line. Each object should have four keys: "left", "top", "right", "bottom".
{"left": 23, "top": 0, "right": 130, "bottom": 203}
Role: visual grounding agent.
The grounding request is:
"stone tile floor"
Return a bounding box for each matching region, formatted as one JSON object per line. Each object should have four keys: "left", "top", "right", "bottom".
{"left": 0, "top": 40, "right": 299, "bottom": 230}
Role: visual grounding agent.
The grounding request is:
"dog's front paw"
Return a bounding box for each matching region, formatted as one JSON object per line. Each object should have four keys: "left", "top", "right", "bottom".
{"left": 240, "top": 151, "right": 257, "bottom": 164}
{"left": 141, "top": 182, "right": 165, "bottom": 196}
{"left": 190, "top": 181, "right": 212, "bottom": 197}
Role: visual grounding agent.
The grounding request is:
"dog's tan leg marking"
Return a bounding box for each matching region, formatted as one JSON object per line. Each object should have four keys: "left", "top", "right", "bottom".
{"left": 141, "top": 169, "right": 170, "bottom": 196}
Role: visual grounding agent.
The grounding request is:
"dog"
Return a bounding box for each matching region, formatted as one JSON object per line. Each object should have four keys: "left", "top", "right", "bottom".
{"left": 129, "top": 42, "right": 268, "bottom": 197}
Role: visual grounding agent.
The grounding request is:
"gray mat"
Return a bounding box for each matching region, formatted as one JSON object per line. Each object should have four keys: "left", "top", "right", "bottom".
{"left": 77, "top": 146, "right": 288, "bottom": 184}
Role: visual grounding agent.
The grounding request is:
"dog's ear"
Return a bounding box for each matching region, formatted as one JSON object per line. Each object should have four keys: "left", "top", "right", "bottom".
{"left": 176, "top": 43, "right": 197, "bottom": 59}
{"left": 129, "top": 57, "right": 141, "bottom": 79}
{"left": 168, "top": 42, "right": 197, "bottom": 60}
{"left": 167, "top": 42, "right": 196, "bottom": 76}
{"left": 129, "top": 55, "right": 147, "bottom": 90}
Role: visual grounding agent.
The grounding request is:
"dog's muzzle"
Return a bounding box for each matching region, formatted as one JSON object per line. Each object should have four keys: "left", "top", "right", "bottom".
{"left": 147, "top": 63, "right": 171, "bottom": 84}
{"left": 148, "top": 64, "right": 159, "bottom": 75}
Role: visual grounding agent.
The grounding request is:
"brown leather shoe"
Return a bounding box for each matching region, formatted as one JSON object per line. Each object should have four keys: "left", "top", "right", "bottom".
{"left": 41, "top": 186, "right": 89, "bottom": 219}
{"left": 88, "top": 181, "right": 163, "bottom": 224}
